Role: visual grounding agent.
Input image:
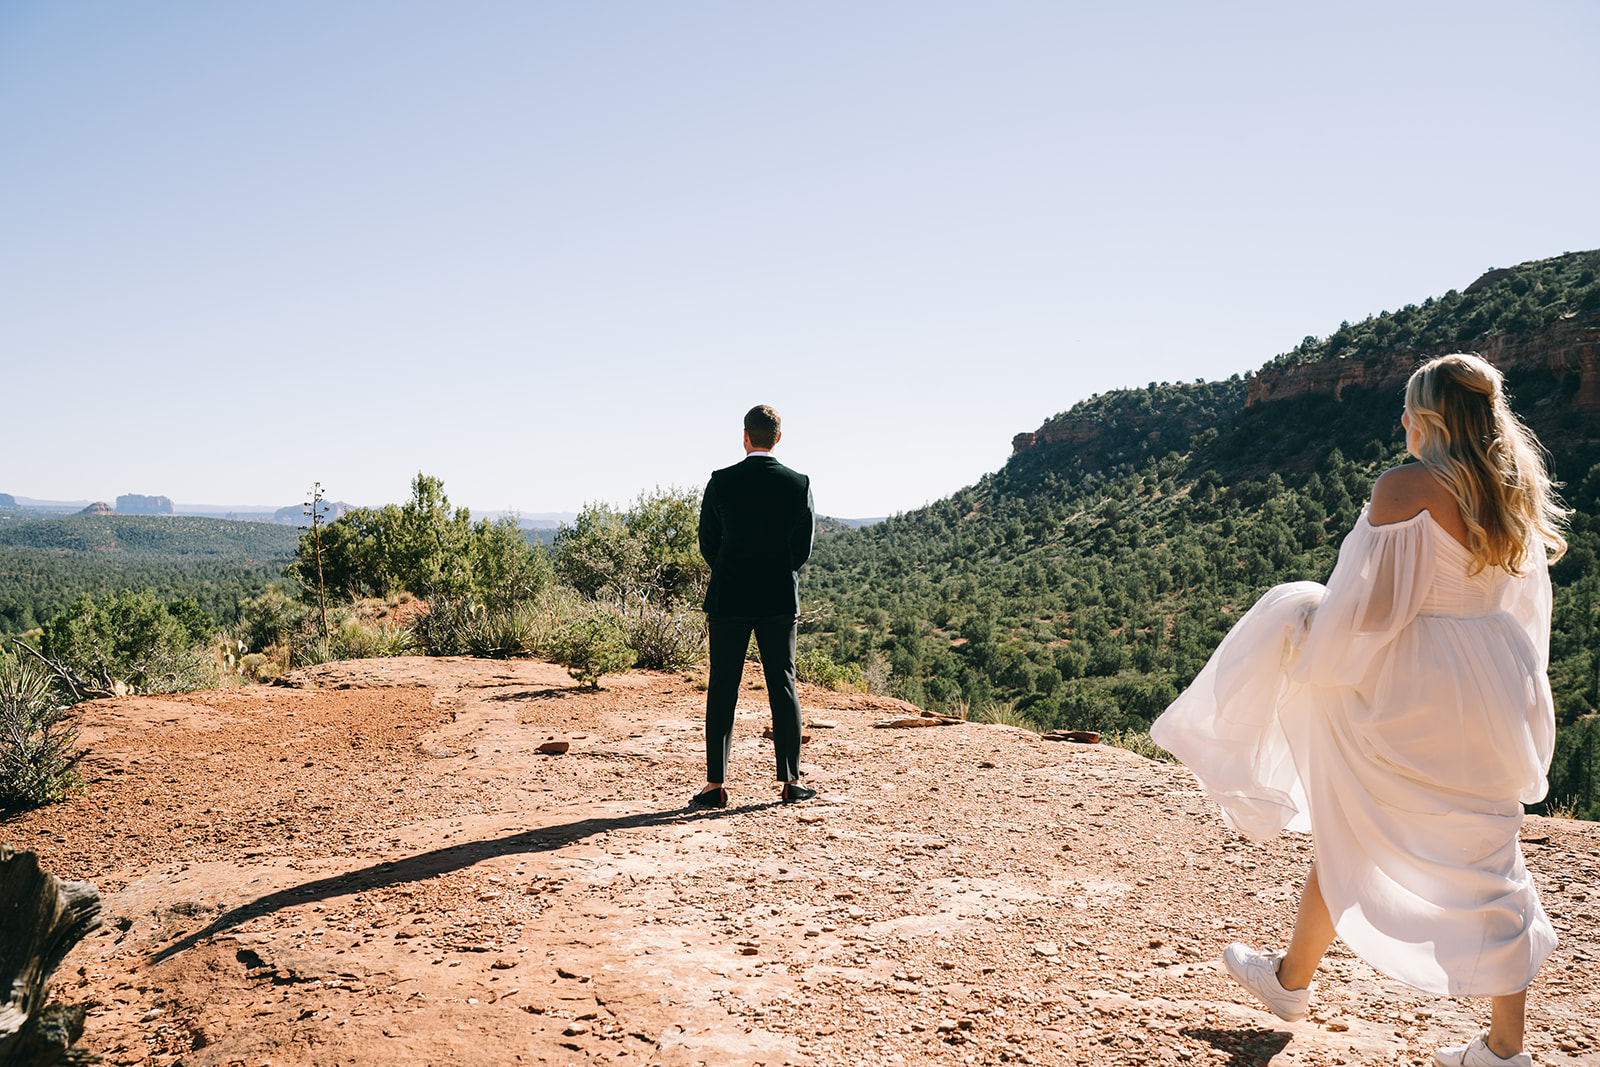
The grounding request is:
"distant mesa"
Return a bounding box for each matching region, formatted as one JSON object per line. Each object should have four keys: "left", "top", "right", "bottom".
{"left": 80, "top": 501, "right": 115, "bottom": 516}
{"left": 0, "top": 492, "right": 16, "bottom": 508}
{"left": 116, "top": 493, "right": 175, "bottom": 515}
{"left": 273, "top": 501, "right": 353, "bottom": 525}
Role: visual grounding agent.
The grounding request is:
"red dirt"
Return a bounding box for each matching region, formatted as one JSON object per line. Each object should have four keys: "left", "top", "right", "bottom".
{"left": 6, "top": 656, "right": 1598, "bottom": 1066}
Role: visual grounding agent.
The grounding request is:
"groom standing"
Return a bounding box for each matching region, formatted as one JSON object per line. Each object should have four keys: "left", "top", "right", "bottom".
{"left": 691, "top": 404, "right": 817, "bottom": 808}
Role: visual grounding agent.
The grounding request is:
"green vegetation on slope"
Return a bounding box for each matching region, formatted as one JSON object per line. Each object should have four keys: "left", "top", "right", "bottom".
{"left": 0, "top": 513, "right": 300, "bottom": 557}
{"left": 798, "top": 252, "right": 1600, "bottom": 819}
{"left": 1276, "top": 248, "right": 1600, "bottom": 366}
{"left": 0, "top": 514, "right": 299, "bottom": 634}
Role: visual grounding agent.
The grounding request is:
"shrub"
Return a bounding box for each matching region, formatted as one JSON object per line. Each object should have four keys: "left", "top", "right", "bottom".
{"left": 971, "top": 700, "right": 1039, "bottom": 731}
{"left": 40, "top": 590, "right": 218, "bottom": 696}
{"left": 291, "top": 604, "right": 414, "bottom": 667}
{"left": 0, "top": 652, "right": 84, "bottom": 808}
{"left": 796, "top": 648, "right": 865, "bottom": 692}
{"left": 553, "top": 504, "right": 646, "bottom": 599}
{"left": 1101, "top": 729, "right": 1176, "bottom": 761}
{"left": 463, "top": 603, "right": 539, "bottom": 659}
{"left": 1050, "top": 683, "right": 1123, "bottom": 734}
{"left": 545, "top": 609, "right": 634, "bottom": 689}
{"left": 233, "top": 583, "right": 308, "bottom": 655}
{"left": 859, "top": 650, "right": 894, "bottom": 696}
{"left": 553, "top": 488, "right": 708, "bottom": 603}
{"left": 617, "top": 595, "right": 705, "bottom": 671}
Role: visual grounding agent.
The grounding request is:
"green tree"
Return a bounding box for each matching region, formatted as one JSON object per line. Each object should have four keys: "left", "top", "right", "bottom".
{"left": 39, "top": 590, "right": 216, "bottom": 695}
{"left": 553, "top": 503, "right": 645, "bottom": 599}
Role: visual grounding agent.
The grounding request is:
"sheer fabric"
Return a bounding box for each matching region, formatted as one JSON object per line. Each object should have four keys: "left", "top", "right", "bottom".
{"left": 1151, "top": 506, "right": 1556, "bottom": 996}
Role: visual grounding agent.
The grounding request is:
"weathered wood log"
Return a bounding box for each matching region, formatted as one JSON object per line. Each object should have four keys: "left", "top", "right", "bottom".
{"left": 0, "top": 845, "right": 103, "bottom": 1066}
{"left": 6, "top": 639, "right": 112, "bottom": 704}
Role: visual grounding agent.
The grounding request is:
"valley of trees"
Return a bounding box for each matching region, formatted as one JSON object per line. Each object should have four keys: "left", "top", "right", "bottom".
{"left": 0, "top": 515, "right": 301, "bottom": 634}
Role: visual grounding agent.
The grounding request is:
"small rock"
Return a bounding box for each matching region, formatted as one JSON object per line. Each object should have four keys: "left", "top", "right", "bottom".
{"left": 1031, "top": 942, "right": 1060, "bottom": 957}
{"left": 536, "top": 740, "right": 570, "bottom": 755}
{"left": 1042, "top": 730, "right": 1101, "bottom": 743}
{"left": 809, "top": 719, "right": 839, "bottom": 729}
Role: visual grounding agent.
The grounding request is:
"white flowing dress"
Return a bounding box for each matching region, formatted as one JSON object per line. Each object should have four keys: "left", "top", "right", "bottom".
{"left": 1151, "top": 505, "right": 1557, "bottom": 996}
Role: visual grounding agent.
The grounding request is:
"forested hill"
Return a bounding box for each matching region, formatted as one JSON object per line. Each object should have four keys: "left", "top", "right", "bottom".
{"left": 0, "top": 514, "right": 300, "bottom": 634}
{"left": 0, "top": 513, "right": 301, "bottom": 557}
{"left": 798, "top": 248, "right": 1600, "bottom": 818}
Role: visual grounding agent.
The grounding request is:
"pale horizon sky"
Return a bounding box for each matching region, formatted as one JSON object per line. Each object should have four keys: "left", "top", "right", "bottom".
{"left": 4, "top": 2, "right": 1598, "bottom": 518}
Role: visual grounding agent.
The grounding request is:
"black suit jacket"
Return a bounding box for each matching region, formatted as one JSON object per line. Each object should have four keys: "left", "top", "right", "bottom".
{"left": 698, "top": 455, "right": 814, "bottom": 617}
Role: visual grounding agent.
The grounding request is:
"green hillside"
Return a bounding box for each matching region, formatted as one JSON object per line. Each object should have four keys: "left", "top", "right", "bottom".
{"left": 0, "top": 513, "right": 300, "bottom": 557}
{"left": 799, "top": 249, "right": 1600, "bottom": 819}
{"left": 0, "top": 514, "right": 300, "bottom": 634}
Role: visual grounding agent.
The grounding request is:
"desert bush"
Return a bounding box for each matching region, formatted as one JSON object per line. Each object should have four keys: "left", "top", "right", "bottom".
{"left": 971, "top": 700, "right": 1039, "bottom": 731}
{"left": 553, "top": 503, "right": 646, "bottom": 599}
{"left": 545, "top": 609, "right": 634, "bottom": 689}
{"left": 553, "top": 488, "right": 708, "bottom": 603}
{"left": 0, "top": 651, "right": 84, "bottom": 807}
{"left": 1101, "top": 729, "right": 1176, "bottom": 761}
{"left": 463, "top": 603, "right": 540, "bottom": 659}
{"left": 417, "top": 586, "right": 582, "bottom": 660}
{"left": 796, "top": 648, "right": 865, "bottom": 692}
{"left": 414, "top": 595, "right": 472, "bottom": 656}
{"left": 233, "top": 583, "right": 308, "bottom": 655}
{"left": 291, "top": 604, "right": 414, "bottom": 667}
{"left": 860, "top": 650, "right": 893, "bottom": 696}
{"left": 617, "top": 595, "right": 705, "bottom": 671}
{"left": 240, "top": 651, "right": 284, "bottom": 684}
{"left": 40, "top": 590, "right": 218, "bottom": 696}
{"left": 1049, "top": 683, "right": 1123, "bottom": 735}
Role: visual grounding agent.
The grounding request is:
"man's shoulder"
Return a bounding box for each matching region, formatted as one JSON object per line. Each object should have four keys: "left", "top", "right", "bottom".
{"left": 714, "top": 456, "right": 808, "bottom": 483}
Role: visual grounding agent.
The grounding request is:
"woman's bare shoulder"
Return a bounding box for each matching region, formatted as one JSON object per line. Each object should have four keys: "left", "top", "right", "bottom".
{"left": 1369, "top": 463, "right": 1457, "bottom": 528}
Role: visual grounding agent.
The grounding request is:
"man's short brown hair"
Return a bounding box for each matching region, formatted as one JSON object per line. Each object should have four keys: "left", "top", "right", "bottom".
{"left": 744, "top": 405, "right": 781, "bottom": 449}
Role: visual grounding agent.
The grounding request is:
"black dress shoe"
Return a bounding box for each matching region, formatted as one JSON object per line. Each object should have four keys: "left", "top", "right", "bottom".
{"left": 780, "top": 782, "right": 817, "bottom": 803}
{"left": 688, "top": 786, "right": 727, "bottom": 809}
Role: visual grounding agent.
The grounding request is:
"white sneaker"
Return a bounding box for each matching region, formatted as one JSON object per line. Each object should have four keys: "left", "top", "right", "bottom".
{"left": 1221, "top": 943, "right": 1312, "bottom": 1021}
{"left": 1433, "top": 1033, "right": 1532, "bottom": 1067}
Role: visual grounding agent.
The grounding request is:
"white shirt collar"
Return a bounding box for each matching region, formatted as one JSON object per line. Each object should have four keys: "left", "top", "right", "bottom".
{"left": 746, "top": 450, "right": 773, "bottom": 457}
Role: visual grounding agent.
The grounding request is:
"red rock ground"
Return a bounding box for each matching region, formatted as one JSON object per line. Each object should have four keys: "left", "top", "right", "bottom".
{"left": 5, "top": 656, "right": 1598, "bottom": 1066}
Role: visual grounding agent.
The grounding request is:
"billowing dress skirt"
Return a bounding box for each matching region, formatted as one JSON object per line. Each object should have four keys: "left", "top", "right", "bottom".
{"left": 1151, "top": 506, "right": 1556, "bottom": 996}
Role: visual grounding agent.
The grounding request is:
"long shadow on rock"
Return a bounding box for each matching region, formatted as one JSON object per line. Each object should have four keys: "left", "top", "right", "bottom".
{"left": 1180, "top": 1028, "right": 1293, "bottom": 1067}
{"left": 147, "top": 800, "right": 776, "bottom": 965}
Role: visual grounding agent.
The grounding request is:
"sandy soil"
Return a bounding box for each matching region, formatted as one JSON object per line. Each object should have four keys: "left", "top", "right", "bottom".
{"left": 5, "top": 655, "right": 1598, "bottom": 1067}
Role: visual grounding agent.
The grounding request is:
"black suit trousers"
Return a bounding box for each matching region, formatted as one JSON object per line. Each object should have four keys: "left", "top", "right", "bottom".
{"left": 705, "top": 614, "right": 803, "bottom": 783}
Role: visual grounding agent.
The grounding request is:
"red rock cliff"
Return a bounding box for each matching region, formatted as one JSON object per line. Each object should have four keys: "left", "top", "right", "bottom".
{"left": 1245, "top": 313, "right": 1600, "bottom": 409}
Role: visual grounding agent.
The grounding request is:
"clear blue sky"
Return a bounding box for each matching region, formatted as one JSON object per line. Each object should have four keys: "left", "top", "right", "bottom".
{"left": 4, "top": 2, "right": 1597, "bottom": 518}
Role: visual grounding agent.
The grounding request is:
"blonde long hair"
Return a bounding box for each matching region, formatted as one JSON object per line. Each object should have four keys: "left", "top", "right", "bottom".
{"left": 1404, "top": 353, "right": 1567, "bottom": 575}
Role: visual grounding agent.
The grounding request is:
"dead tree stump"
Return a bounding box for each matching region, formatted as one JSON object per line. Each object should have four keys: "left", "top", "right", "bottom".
{"left": 0, "top": 844, "right": 102, "bottom": 1066}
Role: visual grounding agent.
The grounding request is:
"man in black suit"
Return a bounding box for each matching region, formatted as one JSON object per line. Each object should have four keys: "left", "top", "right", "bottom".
{"left": 691, "top": 404, "right": 817, "bottom": 807}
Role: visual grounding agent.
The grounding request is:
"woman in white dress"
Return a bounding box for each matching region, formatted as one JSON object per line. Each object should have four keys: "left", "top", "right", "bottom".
{"left": 1151, "top": 353, "right": 1567, "bottom": 1067}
